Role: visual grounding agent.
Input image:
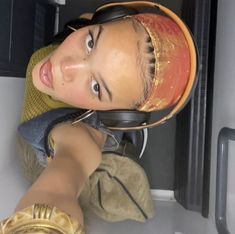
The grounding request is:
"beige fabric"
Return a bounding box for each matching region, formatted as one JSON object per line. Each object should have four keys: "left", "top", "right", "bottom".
{"left": 80, "top": 154, "right": 155, "bottom": 222}
{"left": 18, "top": 137, "right": 155, "bottom": 223}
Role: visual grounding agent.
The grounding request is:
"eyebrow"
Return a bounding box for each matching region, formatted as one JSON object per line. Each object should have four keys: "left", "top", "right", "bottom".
{"left": 94, "top": 25, "right": 113, "bottom": 102}
{"left": 94, "top": 24, "right": 104, "bottom": 50}
{"left": 97, "top": 72, "right": 113, "bottom": 102}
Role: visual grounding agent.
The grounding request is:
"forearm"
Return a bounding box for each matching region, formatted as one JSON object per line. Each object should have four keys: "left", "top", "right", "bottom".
{"left": 29, "top": 148, "right": 89, "bottom": 199}
{"left": 15, "top": 122, "right": 104, "bottom": 223}
{"left": 15, "top": 147, "right": 88, "bottom": 222}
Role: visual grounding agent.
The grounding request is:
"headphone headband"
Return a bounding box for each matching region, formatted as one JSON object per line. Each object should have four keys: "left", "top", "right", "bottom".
{"left": 95, "top": 1, "right": 198, "bottom": 130}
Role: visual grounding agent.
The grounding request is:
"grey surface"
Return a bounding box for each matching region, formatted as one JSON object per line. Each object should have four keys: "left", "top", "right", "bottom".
{"left": 85, "top": 200, "right": 217, "bottom": 234}
{"left": 140, "top": 117, "right": 176, "bottom": 189}
{"left": 0, "top": 77, "right": 29, "bottom": 220}
{"left": 209, "top": 0, "right": 235, "bottom": 232}
{"left": 58, "top": 0, "right": 182, "bottom": 190}
{"left": 215, "top": 128, "right": 234, "bottom": 234}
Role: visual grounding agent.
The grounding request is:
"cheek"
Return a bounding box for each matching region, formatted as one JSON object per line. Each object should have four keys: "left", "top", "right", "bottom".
{"left": 61, "top": 85, "right": 92, "bottom": 106}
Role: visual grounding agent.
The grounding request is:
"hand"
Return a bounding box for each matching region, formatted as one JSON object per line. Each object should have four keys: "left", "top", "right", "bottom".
{"left": 50, "top": 122, "right": 106, "bottom": 177}
{"left": 50, "top": 122, "right": 106, "bottom": 151}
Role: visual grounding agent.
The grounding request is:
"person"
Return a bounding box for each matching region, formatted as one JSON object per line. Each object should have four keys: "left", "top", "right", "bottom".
{"left": 0, "top": 1, "right": 197, "bottom": 233}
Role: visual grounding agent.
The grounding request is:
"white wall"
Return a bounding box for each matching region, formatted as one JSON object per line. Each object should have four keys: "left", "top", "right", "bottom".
{"left": 209, "top": 0, "right": 235, "bottom": 233}
{"left": 0, "top": 77, "right": 29, "bottom": 220}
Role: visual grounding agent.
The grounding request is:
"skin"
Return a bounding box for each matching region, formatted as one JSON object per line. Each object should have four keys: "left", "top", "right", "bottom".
{"left": 13, "top": 18, "right": 150, "bottom": 229}
{"left": 32, "top": 18, "right": 148, "bottom": 110}
{"left": 16, "top": 122, "right": 105, "bottom": 226}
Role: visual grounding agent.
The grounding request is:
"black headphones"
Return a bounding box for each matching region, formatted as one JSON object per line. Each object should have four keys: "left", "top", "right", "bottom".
{"left": 70, "top": 1, "right": 199, "bottom": 131}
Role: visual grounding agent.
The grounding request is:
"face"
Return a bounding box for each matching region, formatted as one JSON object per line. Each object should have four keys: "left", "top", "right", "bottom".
{"left": 32, "top": 19, "right": 148, "bottom": 110}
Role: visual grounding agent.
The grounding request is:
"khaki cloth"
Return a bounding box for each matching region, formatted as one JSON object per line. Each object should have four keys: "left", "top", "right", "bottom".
{"left": 18, "top": 137, "right": 155, "bottom": 222}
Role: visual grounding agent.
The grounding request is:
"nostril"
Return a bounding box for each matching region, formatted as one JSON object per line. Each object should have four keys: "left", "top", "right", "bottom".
{"left": 60, "top": 56, "right": 87, "bottom": 82}
{"left": 63, "top": 74, "right": 73, "bottom": 82}
{"left": 60, "top": 59, "right": 76, "bottom": 82}
{"left": 61, "top": 66, "right": 73, "bottom": 83}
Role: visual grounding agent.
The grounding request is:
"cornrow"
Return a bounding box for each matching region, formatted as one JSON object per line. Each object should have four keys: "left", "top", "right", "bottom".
{"left": 146, "top": 36, "right": 151, "bottom": 43}
{"left": 146, "top": 34, "right": 156, "bottom": 84}
{"left": 133, "top": 32, "right": 156, "bottom": 109}
{"left": 149, "top": 57, "right": 156, "bottom": 65}
{"left": 149, "top": 65, "right": 155, "bottom": 77}
{"left": 147, "top": 46, "right": 154, "bottom": 53}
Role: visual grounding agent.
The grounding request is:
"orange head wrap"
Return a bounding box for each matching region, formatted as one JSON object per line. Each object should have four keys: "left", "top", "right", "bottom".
{"left": 133, "top": 13, "right": 196, "bottom": 112}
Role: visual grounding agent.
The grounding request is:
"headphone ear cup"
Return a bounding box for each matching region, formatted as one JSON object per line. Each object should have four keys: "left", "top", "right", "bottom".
{"left": 91, "top": 5, "right": 139, "bottom": 24}
{"left": 96, "top": 110, "right": 151, "bottom": 128}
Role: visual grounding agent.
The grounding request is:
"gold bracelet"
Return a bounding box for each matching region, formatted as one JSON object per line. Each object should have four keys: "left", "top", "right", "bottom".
{"left": 0, "top": 203, "right": 85, "bottom": 234}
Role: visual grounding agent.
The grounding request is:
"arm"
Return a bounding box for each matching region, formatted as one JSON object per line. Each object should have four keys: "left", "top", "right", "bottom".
{"left": 15, "top": 122, "right": 106, "bottom": 225}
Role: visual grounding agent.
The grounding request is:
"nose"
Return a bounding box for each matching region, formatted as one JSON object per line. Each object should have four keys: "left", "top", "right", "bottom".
{"left": 60, "top": 56, "right": 88, "bottom": 82}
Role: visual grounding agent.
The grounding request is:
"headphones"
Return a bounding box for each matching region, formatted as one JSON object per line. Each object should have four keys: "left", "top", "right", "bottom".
{"left": 70, "top": 1, "right": 199, "bottom": 131}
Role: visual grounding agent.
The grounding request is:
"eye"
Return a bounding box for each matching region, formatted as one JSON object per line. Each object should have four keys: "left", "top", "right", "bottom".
{"left": 91, "top": 79, "right": 100, "bottom": 98}
{"left": 85, "top": 31, "right": 94, "bottom": 53}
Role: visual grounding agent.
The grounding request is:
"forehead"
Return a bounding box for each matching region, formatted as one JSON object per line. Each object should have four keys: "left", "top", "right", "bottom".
{"left": 94, "top": 19, "right": 148, "bottom": 107}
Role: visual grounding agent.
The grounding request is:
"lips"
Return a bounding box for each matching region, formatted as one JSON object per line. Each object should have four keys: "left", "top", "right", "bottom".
{"left": 39, "top": 59, "right": 54, "bottom": 89}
